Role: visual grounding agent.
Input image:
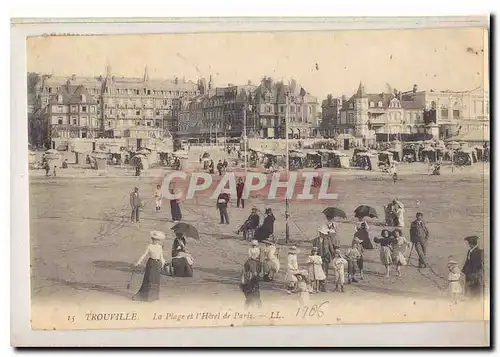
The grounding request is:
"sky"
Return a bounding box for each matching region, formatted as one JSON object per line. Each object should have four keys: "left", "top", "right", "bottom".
{"left": 27, "top": 27, "right": 488, "bottom": 99}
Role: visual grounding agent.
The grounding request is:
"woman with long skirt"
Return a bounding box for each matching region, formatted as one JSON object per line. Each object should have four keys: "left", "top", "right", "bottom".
{"left": 240, "top": 259, "right": 262, "bottom": 308}
{"left": 374, "top": 229, "right": 396, "bottom": 278}
{"left": 355, "top": 219, "right": 374, "bottom": 250}
{"left": 169, "top": 189, "right": 182, "bottom": 222}
{"left": 133, "top": 231, "right": 166, "bottom": 302}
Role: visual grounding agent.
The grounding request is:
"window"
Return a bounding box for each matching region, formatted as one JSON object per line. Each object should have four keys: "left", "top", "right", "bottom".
{"left": 369, "top": 101, "right": 375, "bottom": 107}
{"left": 57, "top": 95, "right": 63, "bottom": 104}
{"left": 348, "top": 113, "right": 354, "bottom": 125}
{"left": 72, "top": 118, "right": 77, "bottom": 125}
{"left": 48, "top": 87, "right": 53, "bottom": 94}
{"left": 290, "top": 106, "right": 295, "bottom": 113}
{"left": 57, "top": 106, "right": 63, "bottom": 113}
{"left": 349, "top": 103, "right": 354, "bottom": 109}
{"left": 147, "top": 90, "right": 151, "bottom": 95}
{"left": 147, "top": 122, "right": 151, "bottom": 127}
{"left": 453, "top": 110, "right": 460, "bottom": 119}
{"left": 441, "top": 107, "right": 449, "bottom": 119}
{"left": 378, "top": 101, "right": 383, "bottom": 107}
{"left": 81, "top": 94, "right": 86, "bottom": 102}
{"left": 108, "top": 121, "right": 111, "bottom": 127}
{"left": 137, "top": 121, "right": 141, "bottom": 125}
{"left": 136, "top": 110, "right": 140, "bottom": 116}
{"left": 280, "top": 106, "right": 284, "bottom": 113}
{"left": 82, "top": 106, "right": 87, "bottom": 112}
{"left": 309, "top": 106, "right": 312, "bottom": 114}
{"left": 71, "top": 105, "right": 77, "bottom": 113}
{"left": 57, "top": 117, "right": 63, "bottom": 125}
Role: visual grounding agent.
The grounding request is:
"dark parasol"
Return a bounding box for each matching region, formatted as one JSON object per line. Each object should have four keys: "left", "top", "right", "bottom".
{"left": 171, "top": 223, "right": 200, "bottom": 240}
{"left": 354, "top": 205, "right": 378, "bottom": 219}
{"left": 322, "top": 207, "right": 347, "bottom": 219}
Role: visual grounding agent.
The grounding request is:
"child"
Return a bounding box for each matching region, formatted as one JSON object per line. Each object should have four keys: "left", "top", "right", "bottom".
{"left": 332, "top": 250, "right": 348, "bottom": 292}
{"left": 285, "top": 246, "right": 300, "bottom": 293}
{"left": 447, "top": 259, "right": 462, "bottom": 303}
{"left": 306, "top": 247, "right": 326, "bottom": 293}
{"left": 154, "top": 184, "right": 163, "bottom": 211}
{"left": 346, "top": 236, "right": 363, "bottom": 283}
{"left": 374, "top": 229, "right": 395, "bottom": 278}
{"left": 392, "top": 229, "right": 410, "bottom": 277}
{"left": 294, "top": 270, "right": 310, "bottom": 306}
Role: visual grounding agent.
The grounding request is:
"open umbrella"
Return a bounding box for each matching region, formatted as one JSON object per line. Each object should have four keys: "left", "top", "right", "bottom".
{"left": 354, "top": 205, "right": 378, "bottom": 219}
{"left": 171, "top": 223, "right": 200, "bottom": 240}
{"left": 322, "top": 207, "right": 347, "bottom": 219}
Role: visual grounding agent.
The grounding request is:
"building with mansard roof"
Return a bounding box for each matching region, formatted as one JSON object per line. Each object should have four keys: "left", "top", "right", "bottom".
{"left": 335, "top": 82, "right": 489, "bottom": 145}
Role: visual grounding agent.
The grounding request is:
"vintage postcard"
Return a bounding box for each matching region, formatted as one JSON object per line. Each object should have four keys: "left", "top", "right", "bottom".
{"left": 12, "top": 17, "right": 490, "bottom": 346}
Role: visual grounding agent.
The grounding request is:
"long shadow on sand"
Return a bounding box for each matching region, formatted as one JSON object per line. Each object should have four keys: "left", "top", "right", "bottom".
{"left": 93, "top": 260, "right": 142, "bottom": 273}
{"left": 48, "top": 278, "right": 134, "bottom": 299}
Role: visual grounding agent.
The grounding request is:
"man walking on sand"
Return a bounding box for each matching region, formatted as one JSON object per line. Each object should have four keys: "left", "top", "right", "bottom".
{"left": 236, "top": 178, "right": 245, "bottom": 209}
{"left": 216, "top": 189, "right": 231, "bottom": 225}
{"left": 410, "top": 212, "right": 430, "bottom": 268}
{"left": 130, "top": 187, "right": 142, "bottom": 223}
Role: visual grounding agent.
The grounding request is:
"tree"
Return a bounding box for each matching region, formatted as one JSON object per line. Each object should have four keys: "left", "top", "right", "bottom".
{"left": 27, "top": 72, "right": 40, "bottom": 94}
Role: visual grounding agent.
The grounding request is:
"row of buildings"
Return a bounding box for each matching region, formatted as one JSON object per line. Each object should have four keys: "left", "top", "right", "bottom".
{"left": 320, "top": 82, "right": 489, "bottom": 145}
{"left": 28, "top": 66, "right": 489, "bottom": 150}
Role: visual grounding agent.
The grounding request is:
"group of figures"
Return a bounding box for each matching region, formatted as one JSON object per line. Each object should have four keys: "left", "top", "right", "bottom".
{"left": 127, "top": 184, "right": 484, "bottom": 307}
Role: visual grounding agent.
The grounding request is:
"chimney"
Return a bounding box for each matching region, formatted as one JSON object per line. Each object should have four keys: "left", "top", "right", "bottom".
{"left": 413, "top": 84, "right": 418, "bottom": 93}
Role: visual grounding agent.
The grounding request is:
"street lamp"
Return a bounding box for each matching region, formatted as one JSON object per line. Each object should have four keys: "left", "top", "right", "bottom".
{"left": 284, "top": 90, "right": 295, "bottom": 244}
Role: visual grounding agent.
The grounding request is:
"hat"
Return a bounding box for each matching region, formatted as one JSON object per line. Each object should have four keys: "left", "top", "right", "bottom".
{"left": 464, "top": 235, "right": 479, "bottom": 245}
{"left": 447, "top": 260, "right": 458, "bottom": 266}
{"left": 311, "top": 246, "right": 319, "bottom": 252}
{"left": 251, "top": 240, "right": 259, "bottom": 246}
{"left": 150, "top": 230, "right": 166, "bottom": 240}
{"left": 265, "top": 208, "right": 272, "bottom": 213}
{"left": 261, "top": 239, "right": 274, "bottom": 245}
{"left": 352, "top": 237, "right": 363, "bottom": 244}
{"left": 289, "top": 246, "right": 299, "bottom": 254}
{"left": 381, "top": 229, "right": 391, "bottom": 238}
{"left": 251, "top": 207, "right": 258, "bottom": 211}
{"left": 318, "top": 225, "right": 330, "bottom": 235}
{"left": 294, "top": 269, "right": 308, "bottom": 277}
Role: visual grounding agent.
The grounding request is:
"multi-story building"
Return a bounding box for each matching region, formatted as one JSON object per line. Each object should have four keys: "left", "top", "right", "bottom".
{"left": 252, "top": 78, "right": 319, "bottom": 139}
{"left": 34, "top": 65, "right": 201, "bottom": 145}
{"left": 47, "top": 82, "right": 99, "bottom": 147}
{"left": 176, "top": 78, "right": 320, "bottom": 139}
{"left": 320, "top": 94, "right": 344, "bottom": 137}
{"left": 336, "top": 82, "right": 489, "bottom": 145}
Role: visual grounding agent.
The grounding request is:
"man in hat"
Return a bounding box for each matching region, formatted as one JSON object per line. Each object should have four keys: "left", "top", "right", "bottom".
{"left": 216, "top": 189, "right": 231, "bottom": 224}
{"left": 130, "top": 187, "right": 142, "bottom": 223}
{"left": 409, "top": 212, "right": 429, "bottom": 268}
{"left": 236, "top": 177, "right": 245, "bottom": 209}
{"left": 462, "top": 235, "right": 484, "bottom": 298}
{"left": 313, "top": 226, "right": 336, "bottom": 291}
{"left": 235, "top": 207, "right": 260, "bottom": 240}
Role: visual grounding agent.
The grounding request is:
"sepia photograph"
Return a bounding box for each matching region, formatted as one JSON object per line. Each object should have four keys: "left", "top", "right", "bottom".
{"left": 11, "top": 16, "right": 490, "bottom": 346}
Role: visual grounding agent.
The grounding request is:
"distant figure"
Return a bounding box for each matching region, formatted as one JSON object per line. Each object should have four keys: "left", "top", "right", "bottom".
{"left": 223, "top": 159, "right": 228, "bottom": 170}
{"left": 133, "top": 231, "right": 166, "bottom": 302}
{"left": 236, "top": 178, "right": 245, "bottom": 208}
{"left": 209, "top": 160, "right": 215, "bottom": 174}
{"left": 462, "top": 235, "right": 484, "bottom": 299}
{"left": 169, "top": 188, "right": 182, "bottom": 222}
{"left": 154, "top": 184, "right": 163, "bottom": 211}
{"left": 62, "top": 159, "right": 68, "bottom": 169}
{"left": 410, "top": 212, "right": 430, "bottom": 268}
{"left": 53, "top": 166, "right": 57, "bottom": 177}
{"left": 44, "top": 162, "right": 50, "bottom": 177}
{"left": 130, "top": 187, "right": 142, "bottom": 223}
{"left": 216, "top": 189, "right": 230, "bottom": 224}
{"left": 217, "top": 160, "right": 223, "bottom": 175}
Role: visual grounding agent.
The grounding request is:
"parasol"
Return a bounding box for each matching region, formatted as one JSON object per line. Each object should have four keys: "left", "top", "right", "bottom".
{"left": 171, "top": 223, "right": 200, "bottom": 240}
{"left": 322, "top": 207, "right": 347, "bottom": 219}
{"left": 354, "top": 205, "right": 378, "bottom": 219}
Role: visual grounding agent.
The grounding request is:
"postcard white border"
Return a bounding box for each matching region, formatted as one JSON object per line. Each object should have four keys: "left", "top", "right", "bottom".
{"left": 10, "top": 16, "right": 491, "bottom": 347}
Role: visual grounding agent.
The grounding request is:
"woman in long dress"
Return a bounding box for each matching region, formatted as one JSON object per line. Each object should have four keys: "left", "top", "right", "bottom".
{"left": 355, "top": 219, "right": 374, "bottom": 250}
{"left": 374, "top": 229, "right": 395, "bottom": 278}
{"left": 169, "top": 188, "right": 182, "bottom": 222}
{"left": 391, "top": 228, "right": 410, "bottom": 277}
{"left": 133, "top": 231, "right": 166, "bottom": 302}
{"left": 246, "top": 240, "right": 261, "bottom": 277}
{"left": 285, "top": 246, "right": 300, "bottom": 292}
{"left": 255, "top": 208, "right": 276, "bottom": 242}
{"left": 171, "top": 245, "right": 194, "bottom": 277}
{"left": 261, "top": 240, "right": 280, "bottom": 281}
{"left": 240, "top": 259, "right": 262, "bottom": 308}
{"left": 171, "top": 233, "right": 187, "bottom": 258}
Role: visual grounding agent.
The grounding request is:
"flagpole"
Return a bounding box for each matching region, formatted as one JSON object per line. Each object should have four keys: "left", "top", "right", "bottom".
{"left": 243, "top": 104, "right": 248, "bottom": 174}
{"left": 285, "top": 91, "right": 290, "bottom": 244}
